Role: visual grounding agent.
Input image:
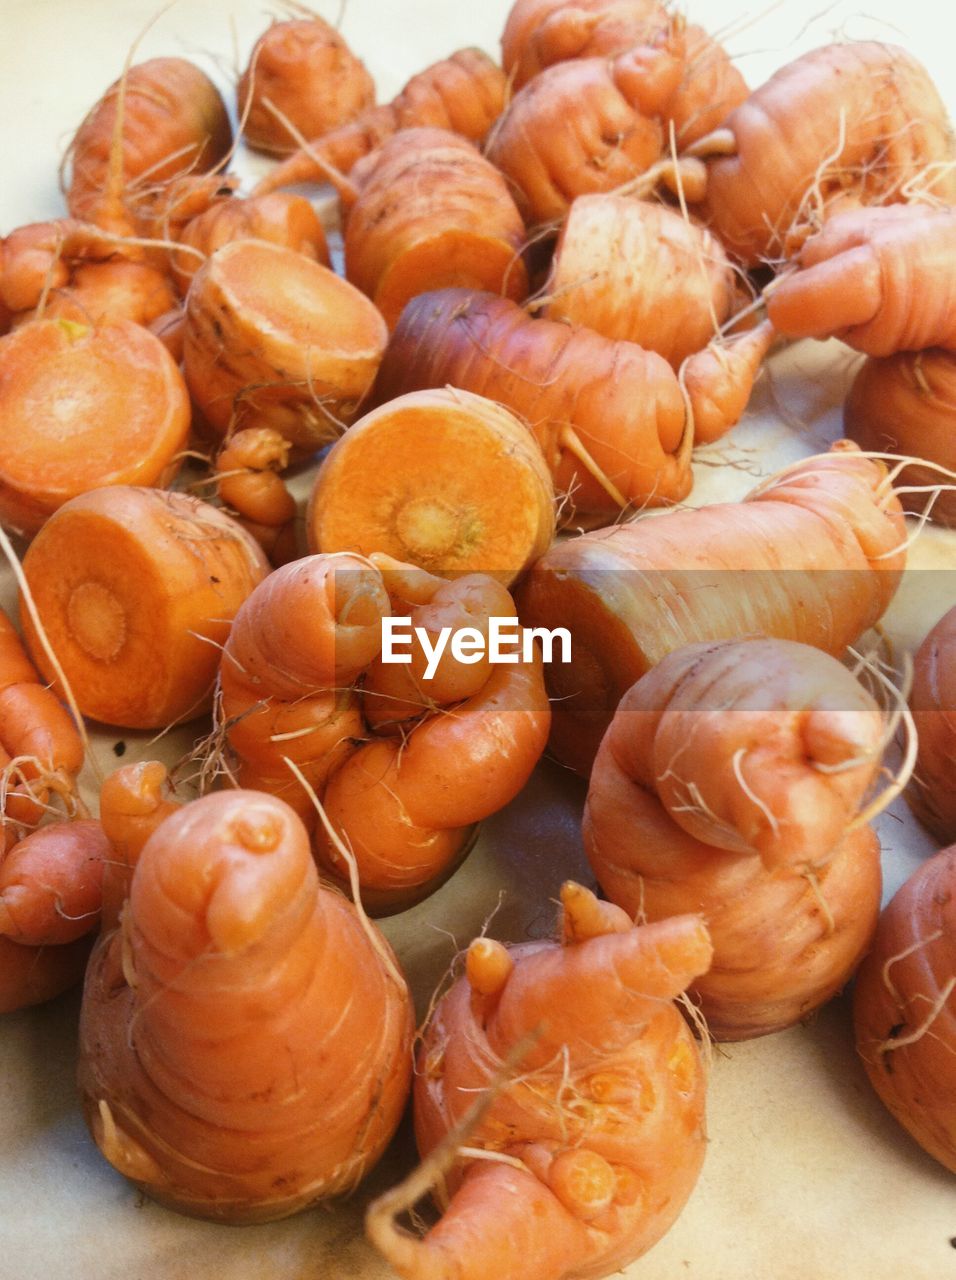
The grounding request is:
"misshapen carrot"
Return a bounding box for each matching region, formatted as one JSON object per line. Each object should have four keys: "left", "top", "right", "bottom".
{"left": 367, "top": 883, "right": 712, "bottom": 1280}
{"left": 252, "top": 48, "right": 506, "bottom": 200}
{"left": 67, "top": 57, "right": 232, "bottom": 229}
{"left": 907, "top": 605, "right": 956, "bottom": 845}
{"left": 0, "top": 820, "right": 108, "bottom": 947}
{"left": 0, "top": 934, "right": 93, "bottom": 1015}
{"left": 584, "top": 639, "right": 886, "bottom": 1038}
{"left": 98, "top": 760, "right": 179, "bottom": 934}
{"left": 78, "top": 789, "right": 414, "bottom": 1222}
{"left": 20, "top": 487, "right": 269, "bottom": 729}
{"left": 214, "top": 428, "right": 300, "bottom": 566}
{"left": 238, "top": 16, "right": 375, "bottom": 156}
{"left": 184, "top": 240, "right": 387, "bottom": 449}
{"left": 699, "top": 43, "right": 956, "bottom": 266}
{"left": 307, "top": 388, "right": 555, "bottom": 583}
{"left": 517, "top": 443, "right": 906, "bottom": 773}
{"left": 344, "top": 128, "right": 528, "bottom": 329}
{"left": 0, "top": 318, "right": 190, "bottom": 535}
{"left": 844, "top": 347, "right": 956, "bottom": 527}
{"left": 853, "top": 846, "right": 956, "bottom": 1173}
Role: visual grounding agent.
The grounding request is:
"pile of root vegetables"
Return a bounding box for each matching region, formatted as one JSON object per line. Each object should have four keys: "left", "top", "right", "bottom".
{"left": 2, "top": 1, "right": 956, "bottom": 1277}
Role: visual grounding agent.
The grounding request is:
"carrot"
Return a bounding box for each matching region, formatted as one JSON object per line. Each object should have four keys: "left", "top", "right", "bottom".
{"left": 238, "top": 16, "right": 375, "bottom": 156}
{"left": 77, "top": 788, "right": 414, "bottom": 1222}
{"left": 98, "top": 760, "right": 178, "bottom": 934}
{"left": 371, "top": 289, "right": 770, "bottom": 524}
{"left": 307, "top": 387, "right": 555, "bottom": 583}
{"left": 907, "top": 605, "right": 956, "bottom": 845}
{"left": 486, "top": 28, "right": 705, "bottom": 227}
{"left": 171, "top": 191, "right": 330, "bottom": 294}
{"left": 0, "top": 820, "right": 108, "bottom": 947}
{"left": 20, "top": 486, "right": 269, "bottom": 729}
{"left": 0, "top": 317, "right": 190, "bottom": 535}
{"left": 183, "top": 239, "right": 387, "bottom": 449}
{"left": 517, "top": 443, "right": 907, "bottom": 773}
{"left": 343, "top": 127, "right": 528, "bottom": 329}
{"left": 697, "top": 43, "right": 956, "bottom": 266}
{"left": 0, "top": 934, "right": 94, "bottom": 1015}
{"left": 584, "top": 638, "right": 889, "bottom": 1039}
{"left": 853, "top": 845, "right": 956, "bottom": 1173}
{"left": 541, "top": 194, "right": 735, "bottom": 367}
{"left": 251, "top": 48, "right": 507, "bottom": 199}
{"left": 767, "top": 205, "right": 956, "bottom": 356}
{"left": 214, "top": 428, "right": 300, "bottom": 566}
{"left": 844, "top": 348, "right": 956, "bottom": 527}
{"left": 67, "top": 57, "right": 232, "bottom": 230}
{"left": 367, "top": 882, "right": 712, "bottom": 1280}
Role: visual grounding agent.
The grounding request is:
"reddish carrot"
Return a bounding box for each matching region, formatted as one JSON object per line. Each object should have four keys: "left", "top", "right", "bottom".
{"left": 907, "top": 605, "right": 956, "bottom": 845}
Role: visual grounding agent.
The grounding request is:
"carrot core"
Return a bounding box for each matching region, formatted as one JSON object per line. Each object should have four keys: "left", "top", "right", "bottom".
{"left": 395, "top": 498, "right": 463, "bottom": 560}
{"left": 67, "top": 581, "right": 126, "bottom": 662}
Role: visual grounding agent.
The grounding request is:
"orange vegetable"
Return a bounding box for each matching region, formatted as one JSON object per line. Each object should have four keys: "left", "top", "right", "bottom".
{"left": 853, "top": 845, "right": 956, "bottom": 1173}
{"left": 584, "top": 639, "right": 886, "bottom": 1038}
{"left": 344, "top": 128, "right": 528, "bottom": 328}
{"left": 0, "top": 317, "right": 190, "bottom": 534}
{"left": 368, "top": 882, "right": 712, "bottom": 1280}
{"left": 542, "top": 195, "right": 735, "bottom": 367}
{"left": 78, "top": 789, "right": 414, "bottom": 1222}
{"left": 0, "top": 934, "right": 93, "bottom": 1015}
{"left": 500, "top": 0, "right": 747, "bottom": 145}
{"left": 238, "top": 16, "right": 375, "bottom": 155}
{"left": 517, "top": 443, "right": 906, "bottom": 773}
{"left": 308, "top": 388, "right": 555, "bottom": 583}
{"left": 67, "top": 57, "right": 232, "bottom": 229}
{"left": 699, "top": 43, "right": 956, "bottom": 266}
{"left": 183, "top": 239, "right": 387, "bottom": 449}
{"left": 20, "top": 486, "right": 269, "bottom": 729}
{"left": 372, "top": 289, "right": 770, "bottom": 525}
{"left": 171, "top": 191, "right": 330, "bottom": 294}
{"left": 252, "top": 48, "right": 507, "bottom": 199}
{"left": 844, "top": 347, "right": 956, "bottom": 527}
{"left": 214, "top": 428, "right": 299, "bottom": 566}
{"left": 98, "top": 760, "right": 178, "bottom": 934}
{"left": 907, "top": 605, "right": 956, "bottom": 845}
{"left": 768, "top": 205, "right": 956, "bottom": 356}
{"left": 0, "top": 820, "right": 108, "bottom": 947}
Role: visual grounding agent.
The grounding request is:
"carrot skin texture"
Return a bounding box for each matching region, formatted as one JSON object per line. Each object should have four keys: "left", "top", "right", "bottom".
{"left": 907, "top": 606, "right": 956, "bottom": 844}
{"left": 78, "top": 789, "right": 414, "bottom": 1222}
{"left": 702, "top": 43, "right": 956, "bottom": 266}
{"left": 853, "top": 846, "right": 956, "bottom": 1173}
{"left": 584, "top": 639, "right": 885, "bottom": 1038}
{"left": 517, "top": 444, "right": 906, "bottom": 773}
{"left": 0, "top": 820, "right": 108, "bottom": 946}
{"left": 375, "top": 888, "right": 711, "bottom": 1280}
{"left": 20, "top": 487, "right": 269, "bottom": 730}
{"left": 98, "top": 761, "right": 179, "bottom": 934}
{"left": 0, "top": 934, "right": 93, "bottom": 1014}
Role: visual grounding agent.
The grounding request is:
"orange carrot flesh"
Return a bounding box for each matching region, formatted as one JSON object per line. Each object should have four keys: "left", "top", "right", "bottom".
{"left": 0, "top": 318, "right": 190, "bottom": 535}
{"left": 183, "top": 240, "right": 387, "bottom": 449}
{"left": 308, "top": 387, "right": 555, "bottom": 583}
{"left": 78, "top": 789, "right": 414, "bottom": 1222}
{"left": 20, "top": 487, "right": 269, "bottom": 729}
{"left": 237, "top": 17, "right": 375, "bottom": 156}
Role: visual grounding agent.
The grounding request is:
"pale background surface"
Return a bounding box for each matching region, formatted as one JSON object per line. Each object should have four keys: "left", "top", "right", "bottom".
{"left": 0, "top": 1, "right": 954, "bottom": 1277}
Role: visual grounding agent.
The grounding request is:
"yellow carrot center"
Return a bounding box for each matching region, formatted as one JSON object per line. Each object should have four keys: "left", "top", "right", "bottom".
{"left": 67, "top": 581, "right": 127, "bottom": 662}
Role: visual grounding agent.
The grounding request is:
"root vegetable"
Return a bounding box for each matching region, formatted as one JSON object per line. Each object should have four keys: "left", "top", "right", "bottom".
{"left": 0, "top": 317, "right": 190, "bottom": 535}
{"left": 344, "top": 128, "right": 528, "bottom": 328}
{"left": 183, "top": 239, "right": 387, "bottom": 449}
{"left": 0, "top": 820, "right": 108, "bottom": 947}
{"left": 20, "top": 487, "right": 269, "bottom": 729}
{"left": 516, "top": 442, "right": 906, "bottom": 773}
{"left": 584, "top": 638, "right": 887, "bottom": 1038}
{"left": 214, "top": 428, "right": 299, "bottom": 566}
{"left": 907, "top": 605, "right": 956, "bottom": 844}
{"left": 367, "top": 882, "right": 711, "bottom": 1280}
{"left": 853, "top": 845, "right": 956, "bottom": 1173}
{"left": 237, "top": 17, "right": 375, "bottom": 156}
{"left": 307, "top": 388, "right": 555, "bottom": 583}
{"left": 78, "top": 789, "right": 414, "bottom": 1222}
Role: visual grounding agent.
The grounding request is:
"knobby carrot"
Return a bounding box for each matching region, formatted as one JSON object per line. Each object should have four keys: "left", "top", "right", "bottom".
{"left": 214, "top": 428, "right": 300, "bottom": 566}
{"left": 307, "top": 388, "right": 555, "bottom": 583}
{"left": 20, "top": 486, "right": 269, "bottom": 729}
{"left": 0, "top": 317, "right": 190, "bottom": 535}
{"left": 584, "top": 638, "right": 888, "bottom": 1038}
{"left": 252, "top": 48, "right": 506, "bottom": 200}
{"left": 344, "top": 127, "right": 528, "bottom": 328}
{"left": 367, "top": 883, "right": 712, "bottom": 1280}
{"left": 238, "top": 16, "right": 375, "bottom": 156}
{"left": 517, "top": 442, "right": 906, "bottom": 773}
{"left": 98, "top": 760, "right": 178, "bottom": 934}
{"left": 0, "top": 820, "right": 109, "bottom": 947}
{"left": 78, "top": 789, "right": 414, "bottom": 1222}
{"left": 853, "top": 845, "right": 956, "bottom": 1173}
{"left": 183, "top": 239, "right": 387, "bottom": 449}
